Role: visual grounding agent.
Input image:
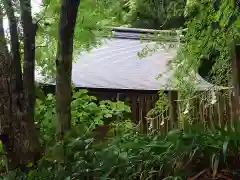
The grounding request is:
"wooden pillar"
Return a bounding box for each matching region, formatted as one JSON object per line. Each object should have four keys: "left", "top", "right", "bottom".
{"left": 152, "top": 95, "right": 159, "bottom": 131}
{"left": 224, "top": 93, "right": 231, "bottom": 130}
{"left": 130, "top": 94, "right": 138, "bottom": 124}
{"left": 138, "top": 95, "right": 145, "bottom": 133}
{"left": 141, "top": 95, "right": 148, "bottom": 133}
{"left": 193, "top": 92, "right": 201, "bottom": 124}
{"left": 168, "top": 91, "right": 178, "bottom": 129}
{"left": 230, "top": 90, "right": 236, "bottom": 130}
{"left": 146, "top": 95, "right": 152, "bottom": 115}
{"left": 116, "top": 93, "right": 120, "bottom": 122}
{"left": 231, "top": 43, "right": 240, "bottom": 120}
{"left": 217, "top": 91, "right": 225, "bottom": 128}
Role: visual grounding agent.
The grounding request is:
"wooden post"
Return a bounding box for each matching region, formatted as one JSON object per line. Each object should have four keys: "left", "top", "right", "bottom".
{"left": 130, "top": 94, "right": 138, "bottom": 124}
{"left": 217, "top": 91, "right": 225, "bottom": 128}
{"left": 146, "top": 95, "right": 153, "bottom": 133}
{"left": 231, "top": 43, "right": 240, "bottom": 120}
{"left": 199, "top": 94, "right": 204, "bottom": 124}
{"left": 138, "top": 95, "right": 147, "bottom": 133}
{"left": 229, "top": 90, "right": 235, "bottom": 127}
{"left": 168, "top": 91, "right": 178, "bottom": 129}
{"left": 116, "top": 93, "right": 120, "bottom": 122}
{"left": 224, "top": 93, "right": 231, "bottom": 130}
{"left": 194, "top": 93, "right": 201, "bottom": 123}
{"left": 142, "top": 96, "right": 148, "bottom": 133}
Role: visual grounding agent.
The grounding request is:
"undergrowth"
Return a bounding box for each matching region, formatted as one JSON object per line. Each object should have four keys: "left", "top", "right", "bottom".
{"left": 3, "top": 123, "right": 240, "bottom": 179}
{"left": 1, "top": 90, "right": 240, "bottom": 179}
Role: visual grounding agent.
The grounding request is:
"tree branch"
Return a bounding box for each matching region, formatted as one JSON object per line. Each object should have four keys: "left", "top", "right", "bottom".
{"left": 35, "top": 0, "right": 51, "bottom": 25}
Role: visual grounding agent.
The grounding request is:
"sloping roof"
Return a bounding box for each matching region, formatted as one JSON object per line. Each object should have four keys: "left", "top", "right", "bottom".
{"left": 36, "top": 27, "right": 216, "bottom": 91}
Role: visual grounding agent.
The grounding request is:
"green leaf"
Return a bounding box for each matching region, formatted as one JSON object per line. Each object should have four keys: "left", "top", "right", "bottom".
{"left": 211, "top": 154, "right": 219, "bottom": 178}
{"left": 0, "top": 141, "right": 3, "bottom": 153}
{"left": 166, "top": 129, "right": 182, "bottom": 141}
{"left": 104, "top": 113, "right": 113, "bottom": 118}
{"left": 223, "top": 141, "right": 228, "bottom": 162}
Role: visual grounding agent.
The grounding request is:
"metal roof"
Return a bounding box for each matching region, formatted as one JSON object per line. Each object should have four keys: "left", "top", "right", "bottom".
{"left": 35, "top": 27, "right": 216, "bottom": 91}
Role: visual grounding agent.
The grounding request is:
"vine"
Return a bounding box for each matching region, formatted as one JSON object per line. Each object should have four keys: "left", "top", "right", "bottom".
{"left": 172, "top": 0, "right": 240, "bottom": 124}
{"left": 145, "top": 0, "right": 240, "bottom": 127}
{"left": 176, "top": 0, "right": 240, "bottom": 87}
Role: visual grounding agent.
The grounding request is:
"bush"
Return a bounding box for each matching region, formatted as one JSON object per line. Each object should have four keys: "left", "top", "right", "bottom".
{"left": 3, "top": 121, "right": 240, "bottom": 179}
{"left": 35, "top": 89, "right": 131, "bottom": 146}
{"left": 2, "top": 90, "right": 240, "bottom": 179}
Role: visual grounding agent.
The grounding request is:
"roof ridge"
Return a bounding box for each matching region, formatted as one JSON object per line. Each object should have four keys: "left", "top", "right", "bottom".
{"left": 108, "top": 27, "right": 186, "bottom": 35}
{"left": 104, "top": 27, "right": 186, "bottom": 42}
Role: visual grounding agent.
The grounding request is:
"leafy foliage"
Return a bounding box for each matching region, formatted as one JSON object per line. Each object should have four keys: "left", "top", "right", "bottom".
{"left": 147, "top": 91, "right": 169, "bottom": 122}
{"left": 35, "top": 89, "right": 131, "bottom": 146}
{"left": 176, "top": 0, "right": 240, "bottom": 88}
{"left": 121, "top": 0, "right": 187, "bottom": 29}
{"left": 35, "top": 0, "right": 124, "bottom": 77}
{"left": 3, "top": 120, "right": 240, "bottom": 179}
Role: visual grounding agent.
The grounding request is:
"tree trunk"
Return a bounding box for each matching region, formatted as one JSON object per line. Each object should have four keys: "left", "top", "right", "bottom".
{"left": 19, "top": 0, "right": 37, "bottom": 119}
{"left": 56, "top": 0, "right": 80, "bottom": 138}
{"left": 0, "top": 2, "right": 12, "bottom": 140}
{"left": 3, "top": 0, "right": 23, "bottom": 92}
{"left": 0, "top": 0, "right": 42, "bottom": 169}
